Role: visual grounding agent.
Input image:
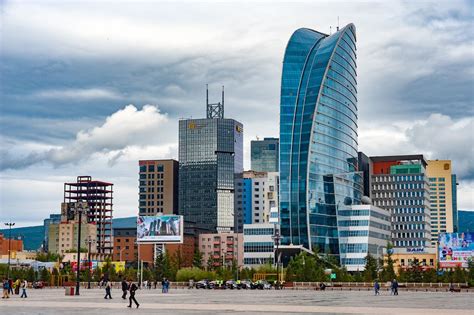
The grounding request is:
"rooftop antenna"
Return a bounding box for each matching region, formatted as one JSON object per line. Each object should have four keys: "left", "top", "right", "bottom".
{"left": 206, "top": 84, "right": 224, "bottom": 119}
{"left": 337, "top": 17, "right": 340, "bottom": 31}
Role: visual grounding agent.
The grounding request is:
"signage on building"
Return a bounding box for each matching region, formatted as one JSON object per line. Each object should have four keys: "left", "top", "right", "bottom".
{"left": 137, "top": 215, "right": 184, "bottom": 243}
{"left": 406, "top": 247, "right": 425, "bottom": 253}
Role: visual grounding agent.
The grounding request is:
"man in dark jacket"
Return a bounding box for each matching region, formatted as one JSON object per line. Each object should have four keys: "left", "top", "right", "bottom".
{"left": 121, "top": 279, "right": 129, "bottom": 299}
{"left": 127, "top": 281, "right": 139, "bottom": 308}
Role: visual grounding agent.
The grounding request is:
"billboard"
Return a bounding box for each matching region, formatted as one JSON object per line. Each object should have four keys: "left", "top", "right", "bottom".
{"left": 438, "top": 232, "right": 474, "bottom": 268}
{"left": 137, "top": 215, "right": 183, "bottom": 243}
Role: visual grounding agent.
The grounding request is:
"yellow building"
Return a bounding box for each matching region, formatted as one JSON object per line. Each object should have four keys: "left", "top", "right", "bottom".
{"left": 426, "top": 160, "right": 454, "bottom": 246}
{"left": 388, "top": 248, "right": 437, "bottom": 274}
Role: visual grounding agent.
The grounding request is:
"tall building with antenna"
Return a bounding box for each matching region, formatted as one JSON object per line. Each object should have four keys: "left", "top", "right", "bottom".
{"left": 178, "top": 86, "right": 243, "bottom": 232}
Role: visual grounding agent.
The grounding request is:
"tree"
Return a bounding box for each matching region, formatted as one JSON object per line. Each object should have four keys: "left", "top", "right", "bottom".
{"left": 380, "top": 242, "right": 397, "bottom": 282}
{"left": 468, "top": 259, "right": 474, "bottom": 286}
{"left": 363, "top": 254, "right": 378, "bottom": 282}
{"left": 193, "top": 250, "right": 203, "bottom": 268}
{"left": 155, "top": 252, "right": 173, "bottom": 280}
{"left": 452, "top": 266, "right": 467, "bottom": 283}
{"left": 40, "top": 268, "right": 50, "bottom": 283}
{"left": 285, "top": 252, "right": 325, "bottom": 282}
{"left": 406, "top": 259, "right": 423, "bottom": 283}
{"left": 206, "top": 255, "right": 214, "bottom": 271}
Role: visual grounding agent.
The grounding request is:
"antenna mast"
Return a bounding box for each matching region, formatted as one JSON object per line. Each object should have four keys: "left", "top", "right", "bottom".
{"left": 206, "top": 84, "right": 224, "bottom": 119}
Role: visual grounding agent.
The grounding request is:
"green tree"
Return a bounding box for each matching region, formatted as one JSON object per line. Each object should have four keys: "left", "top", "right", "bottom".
{"left": 26, "top": 267, "right": 36, "bottom": 282}
{"left": 380, "top": 242, "right": 397, "bottom": 282}
{"left": 406, "top": 259, "right": 423, "bottom": 283}
{"left": 40, "top": 268, "right": 50, "bottom": 283}
{"left": 468, "top": 259, "right": 474, "bottom": 286}
{"left": 452, "top": 266, "right": 467, "bottom": 283}
{"left": 206, "top": 255, "right": 214, "bottom": 271}
{"left": 193, "top": 250, "right": 203, "bottom": 268}
{"left": 363, "top": 254, "right": 378, "bottom": 282}
{"left": 154, "top": 252, "right": 172, "bottom": 280}
{"left": 422, "top": 268, "right": 437, "bottom": 283}
{"left": 285, "top": 252, "right": 325, "bottom": 282}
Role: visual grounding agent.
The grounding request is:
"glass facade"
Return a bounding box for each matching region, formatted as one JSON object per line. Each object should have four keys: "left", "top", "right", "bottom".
{"left": 179, "top": 118, "right": 243, "bottom": 232}
{"left": 279, "top": 24, "right": 362, "bottom": 255}
{"left": 250, "top": 137, "right": 279, "bottom": 172}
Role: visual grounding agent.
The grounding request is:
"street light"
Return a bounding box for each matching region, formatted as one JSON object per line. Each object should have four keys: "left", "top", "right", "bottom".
{"left": 4, "top": 222, "right": 15, "bottom": 279}
{"left": 74, "top": 203, "right": 87, "bottom": 296}
{"left": 272, "top": 227, "right": 281, "bottom": 289}
{"left": 85, "top": 235, "right": 96, "bottom": 289}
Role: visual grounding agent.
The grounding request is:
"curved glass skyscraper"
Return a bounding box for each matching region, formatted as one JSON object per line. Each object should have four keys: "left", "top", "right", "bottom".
{"left": 279, "top": 24, "right": 363, "bottom": 255}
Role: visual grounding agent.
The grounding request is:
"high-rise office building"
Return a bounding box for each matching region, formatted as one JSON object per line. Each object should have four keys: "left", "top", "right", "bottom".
{"left": 426, "top": 160, "right": 456, "bottom": 245}
{"left": 452, "top": 174, "right": 459, "bottom": 232}
{"left": 251, "top": 138, "right": 279, "bottom": 172}
{"left": 138, "top": 159, "right": 179, "bottom": 216}
{"left": 279, "top": 24, "right": 362, "bottom": 255}
{"left": 235, "top": 171, "right": 279, "bottom": 227}
{"left": 179, "top": 87, "right": 243, "bottom": 232}
{"left": 43, "top": 214, "right": 61, "bottom": 251}
{"left": 370, "top": 155, "right": 432, "bottom": 249}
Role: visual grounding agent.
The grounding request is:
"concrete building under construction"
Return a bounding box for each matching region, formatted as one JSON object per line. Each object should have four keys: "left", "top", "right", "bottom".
{"left": 64, "top": 176, "right": 113, "bottom": 254}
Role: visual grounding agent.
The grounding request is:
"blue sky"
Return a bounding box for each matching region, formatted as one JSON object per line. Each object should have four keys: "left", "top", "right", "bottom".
{"left": 1, "top": 0, "right": 473, "bottom": 226}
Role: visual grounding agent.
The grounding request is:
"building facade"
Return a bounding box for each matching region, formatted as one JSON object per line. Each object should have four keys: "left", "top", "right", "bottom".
{"left": 243, "top": 223, "right": 276, "bottom": 267}
{"left": 389, "top": 247, "right": 437, "bottom": 274}
{"left": 198, "top": 232, "right": 243, "bottom": 269}
{"left": 337, "top": 204, "right": 391, "bottom": 271}
{"left": 279, "top": 24, "right": 362, "bottom": 255}
{"left": 138, "top": 159, "right": 179, "bottom": 216}
{"left": 235, "top": 171, "right": 279, "bottom": 227}
{"left": 370, "top": 155, "right": 432, "bottom": 249}
{"left": 48, "top": 203, "right": 98, "bottom": 255}
{"left": 250, "top": 137, "right": 279, "bottom": 172}
{"left": 426, "top": 160, "right": 456, "bottom": 245}
{"left": 0, "top": 233, "right": 23, "bottom": 256}
{"left": 43, "top": 214, "right": 61, "bottom": 251}
{"left": 179, "top": 117, "right": 243, "bottom": 232}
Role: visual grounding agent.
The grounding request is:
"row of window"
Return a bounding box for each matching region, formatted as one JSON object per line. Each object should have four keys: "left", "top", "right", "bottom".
{"left": 394, "top": 232, "right": 426, "bottom": 239}
{"left": 139, "top": 194, "right": 165, "bottom": 200}
{"left": 374, "top": 199, "right": 425, "bottom": 207}
{"left": 393, "top": 224, "right": 425, "bottom": 230}
{"left": 338, "top": 230, "right": 389, "bottom": 239}
{"left": 372, "top": 183, "right": 425, "bottom": 190}
{"left": 373, "top": 175, "right": 424, "bottom": 182}
{"left": 428, "top": 177, "right": 445, "bottom": 182}
{"left": 243, "top": 242, "right": 274, "bottom": 253}
{"left": 393, "top": 215, "right": 425, "bottom": 223}
{"left": 393, "top": 207, "right": 425, "bottom": 214}
{"left": 243, "top": 228, "right": 274, "bottom": 236}
{"left": 394, "top": 240, "right": 427, "bottom": 247}
{"left": 139, "top": 164, "right": 164, "bottom": 173}
{"left": 244, "top": 257, "right": 273, "bottom": 265}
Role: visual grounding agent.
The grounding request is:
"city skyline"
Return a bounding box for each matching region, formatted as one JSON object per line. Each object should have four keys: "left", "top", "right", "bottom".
{"left": 1, "top": 0, "right": 473, "bottom": 227}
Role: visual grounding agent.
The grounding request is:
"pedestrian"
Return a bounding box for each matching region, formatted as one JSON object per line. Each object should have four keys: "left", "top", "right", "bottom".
{"left": 374, "top": 280, "right": 380, "bottom": 296}
{"left": 20, "top": 279, "right": 28, "bottom": 298}
{"left": 104, "top": 280, "right": 112, "bottom": 299}
{"left": 8, "top": 279, "right": 13, "bottom": 295}
{"left": 154, "top": 280, "right": 157, "bottom": 289}
{"left": 161, "top": 278, "right": 166, "bottom": 293}
{"left": 121, "top": 278, "right": 128, "bottom": 300}
{"left": 165, "top": 278, "right": 170, "bottom": 293}
{"left": 127, "top": 280, "right": 139, "bottom": 309}
{"left": 2, "top": 278, "right": 9, "bottom": 299}
{"left": 392, "top": 279, "right": 399, "bottom": 296}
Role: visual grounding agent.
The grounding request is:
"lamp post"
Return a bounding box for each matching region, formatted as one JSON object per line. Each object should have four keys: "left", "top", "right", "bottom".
{"left": 4, "top": 222, "right": 15, "bottom": 279}
{"left": 74, "top": 203, "right": 87, "bottom": 295}
{"left": 272, "top": 227, "right": 281, "bottom": 289}
{"left": 85, "top": 235, "right": 96, "bottom": 289}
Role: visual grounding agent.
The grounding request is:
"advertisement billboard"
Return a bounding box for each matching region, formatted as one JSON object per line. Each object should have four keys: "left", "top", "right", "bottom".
{"left": 438, "top": 232, "right": 474, "bottom": 268}
{"left": 137, "top": 215, "right": 183, "bottom": 243}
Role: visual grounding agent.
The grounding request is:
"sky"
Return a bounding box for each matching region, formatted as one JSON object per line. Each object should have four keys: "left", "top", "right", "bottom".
{"left": 0, "top": 0, "right": 473, "bottom": 227}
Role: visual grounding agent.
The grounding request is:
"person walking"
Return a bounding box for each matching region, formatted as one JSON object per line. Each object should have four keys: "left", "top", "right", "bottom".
{"left": 2, "top": 279, "right": 9, "bottom": 299}
{"left": 374, "top": 280, "right": 380, "bottom": 296}
{"left": 392, "top": 279, "right": 399, "bottom": 296}
{"left": 121, "top": 278, "right": 128, "bottom": 300}
{"left": 104, "top": 280, "right": 112, "bottom": 299}
{"left": 20, "top": 279, "right": 28, "bottom": 298}
{"left": 8, "top": 279, "right": 13, "bottom": 295}
{"left": 127, "top": 281, "right": 139, "bottom": 309}
{"left": 161, "top": 278, "right": 166, "bottom": 293}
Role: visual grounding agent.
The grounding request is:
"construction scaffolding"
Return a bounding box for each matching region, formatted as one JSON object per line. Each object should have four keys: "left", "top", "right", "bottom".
{"left": 64, "top": 176, "right": 113, "bottom": 254}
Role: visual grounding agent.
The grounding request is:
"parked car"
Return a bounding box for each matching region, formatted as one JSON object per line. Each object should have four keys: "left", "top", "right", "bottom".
{"left": 33, "top": 281, "right": 45, "bottom": 289}
{"left": 195, "top": 280, "right": 210, "bottom": 289}
{"left": 256, "top": 280, "right": 272, "bottom": 290}
{"left": 240, "top": 280, "right": 252, "bottom": 290}
{"left": 225, "top": 280, "right": 239, "bottom": 290}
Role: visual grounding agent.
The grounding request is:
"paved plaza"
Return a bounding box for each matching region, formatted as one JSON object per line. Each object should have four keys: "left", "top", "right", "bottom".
{"left": 1, "top": 288, "right": 473, "bottom": 314}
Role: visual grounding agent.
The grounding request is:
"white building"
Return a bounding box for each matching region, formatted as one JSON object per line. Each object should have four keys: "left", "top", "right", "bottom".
{"left": 337, "top": 204, "right": 391, "bottom": 271}
{"left": 243, "top": 223, "right": 276, "bottom": 267}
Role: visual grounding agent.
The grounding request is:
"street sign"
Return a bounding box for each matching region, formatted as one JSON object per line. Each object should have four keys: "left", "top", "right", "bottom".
{"left": 330, "top": 273, "right": 336, "bottom": 280}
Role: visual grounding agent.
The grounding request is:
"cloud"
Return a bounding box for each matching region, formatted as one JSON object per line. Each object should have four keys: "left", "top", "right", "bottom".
{"left": 406, "top": 113, "right": 474, "bottom": 179}
{"left": 33, "top": 88, "right": 123, "bottom": 100}
{"left": 0, "top": 104, "right": 174, "bottom": 170}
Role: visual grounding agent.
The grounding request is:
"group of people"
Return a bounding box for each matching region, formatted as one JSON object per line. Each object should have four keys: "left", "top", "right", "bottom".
{"left": 373, "top": 279, "right": 399, "bottom": 296}
{"left": 2, "top": 278, "right": 28, "bottom": 299}
{"left": 100, "top": 278, "right": 140, "bottom": 308}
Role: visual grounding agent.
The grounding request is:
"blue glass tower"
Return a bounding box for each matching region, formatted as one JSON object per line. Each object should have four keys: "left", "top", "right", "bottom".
{"left": 279, "top": 24, "right": 362, "bottom": 255}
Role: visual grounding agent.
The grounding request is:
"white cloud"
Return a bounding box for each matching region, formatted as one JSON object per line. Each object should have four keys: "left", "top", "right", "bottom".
{"left": 0, "top": 104, "right": 176, "bottom": 169}
{"left": 33, "top": 88, "right": 123, "bottom": 100}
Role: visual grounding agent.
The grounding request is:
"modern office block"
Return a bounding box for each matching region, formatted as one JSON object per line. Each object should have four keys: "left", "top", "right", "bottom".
{"left": 43, "top": 214, "right": 61, "bottom": 251}
{"left": 138, "top": 159, "right": 179, "bottom": 216}
{"left": 179, "top": 89, "right": 243, "bottom": 232}
{"left": 426, "top": 160, "right": 455, "bottom": 245}
{"left": 370, "top": 155, "right": 432, "bottom": 249}
{"left": 279, "top": 24, "right": 362, "bottom": 256}
{"left": 338, "top": 204, "right": 391, "bottom": 271}
{"left": 251, "top": 138, "right": 279, "bottom": 172}
{"left": 243, "top": 223, "right": 276, "bottom": 267}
